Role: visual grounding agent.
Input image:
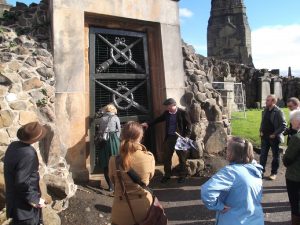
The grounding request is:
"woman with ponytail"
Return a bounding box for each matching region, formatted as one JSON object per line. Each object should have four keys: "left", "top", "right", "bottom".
{"left": 201, "top": 137, "right": 264, "bottom": 225}
{"left": 109, "top": 121, "right": 155, "bottom": 225}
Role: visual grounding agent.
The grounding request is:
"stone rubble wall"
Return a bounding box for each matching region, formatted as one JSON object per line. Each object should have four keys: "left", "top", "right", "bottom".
{"left": 200, "top": 54, "right": 284, "bottom": 108}
{"left": 0, "top": 1, "right": 76, "bottom": 224}
{"left": 181, "top": 42, "right": 229, "bottom": 175}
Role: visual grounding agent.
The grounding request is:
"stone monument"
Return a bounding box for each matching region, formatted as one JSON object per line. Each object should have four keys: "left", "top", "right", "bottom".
{"left": 260, "top": 70, "right": 271, "bottom": 107}
{"left": 207, "top": 0, "right": 253, "bottom": 66}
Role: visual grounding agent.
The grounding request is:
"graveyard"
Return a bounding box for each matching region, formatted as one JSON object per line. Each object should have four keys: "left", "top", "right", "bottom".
{"left": 0, "top": 0, "right": 298, "bottom": 224}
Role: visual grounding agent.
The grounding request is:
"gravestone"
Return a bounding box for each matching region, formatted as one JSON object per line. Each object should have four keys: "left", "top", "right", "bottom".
{"left": 260, "top": 72, "right": 271, "bottom": 108}
{"left": 224, "top": 63, "right": 237, "bottom": 115}
{"left": 274, "top": 77, "right": 283, "bottom": 100}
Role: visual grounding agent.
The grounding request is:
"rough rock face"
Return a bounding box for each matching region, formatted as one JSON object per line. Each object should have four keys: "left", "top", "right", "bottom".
{"left": 1, "top": 0, "right": 50, "bottom": 42}
{"left": 181, "top": 42, "right": 229, "bottom": 174}
{"left": 0, "top": 1, "right": 76, "bottom": 223}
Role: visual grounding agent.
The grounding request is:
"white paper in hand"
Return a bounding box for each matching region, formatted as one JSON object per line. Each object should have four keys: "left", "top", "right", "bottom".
{"left": 175, "top": 137, "right": 195, "bottom": 151}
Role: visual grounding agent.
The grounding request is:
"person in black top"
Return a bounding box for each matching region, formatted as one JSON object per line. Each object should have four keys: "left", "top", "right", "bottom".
{"left": 260, "top": 95, "right": 287, "bottom": 181}
{"left": 142, "top": 98, "right": 191, "bottom": 184}
{"left": 4, "top": 122, "right": 47, "bottom": 225}
{"left": 284, "top": 97, "right": 300, "bottom": 143}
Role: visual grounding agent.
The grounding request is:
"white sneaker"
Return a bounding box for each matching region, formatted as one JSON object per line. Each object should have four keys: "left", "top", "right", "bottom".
{"left": 269, "top": 174, "right": 277, "bottom": 180}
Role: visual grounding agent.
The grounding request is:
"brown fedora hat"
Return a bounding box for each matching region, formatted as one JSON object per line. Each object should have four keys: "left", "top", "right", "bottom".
{"left": 17, "top": 122, "right": 47, "bottom": 144}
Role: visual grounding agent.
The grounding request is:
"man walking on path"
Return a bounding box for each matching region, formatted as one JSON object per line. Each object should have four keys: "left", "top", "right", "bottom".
{"left": 4, "top": 122, "right": 47, "bottom": 225}
{"left": 260, "top": 95, "right": 287, "bottom": 180}
{"left": 142, "top": 98, "right": 191, "bottom": 184}
{"left": 284, "top": 97, "right": 300, "bottom": 144}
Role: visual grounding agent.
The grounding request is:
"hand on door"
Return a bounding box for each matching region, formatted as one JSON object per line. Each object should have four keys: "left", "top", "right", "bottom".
{"left": 141, "top": 123, "right": 149, "bottom": 129}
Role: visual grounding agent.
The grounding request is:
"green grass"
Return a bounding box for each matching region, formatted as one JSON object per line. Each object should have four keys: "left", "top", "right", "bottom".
{"left": 231, "top": 108, "right": 289, "bottom": 147}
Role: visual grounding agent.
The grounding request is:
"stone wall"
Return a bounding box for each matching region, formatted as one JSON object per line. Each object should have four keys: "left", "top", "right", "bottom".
{"left": 0, "top": 1, "right": 76, "bottom": 222}
{"left": 282, "top": 77, "right": 300, "bottom": 103}
{"left": 182, "top": 42, "right": 228, "bottom": 163}
{"left": 1, "top": 1, "right": 50, "bottom": 42}
{"left": 188, "top": 51, "right": 284, "bottom": 108}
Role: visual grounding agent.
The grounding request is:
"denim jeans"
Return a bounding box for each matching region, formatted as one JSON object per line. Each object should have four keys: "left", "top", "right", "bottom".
{"left": 260, "top": 138, "right": 280, "bottom": 174}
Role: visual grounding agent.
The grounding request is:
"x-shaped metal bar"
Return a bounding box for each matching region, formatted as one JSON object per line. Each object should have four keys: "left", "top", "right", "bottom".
{"left": 97, "top": 34, "right": 145, "bottom": 73}
{"left": 114, "top": 79, "right": 147, "bottom": 105}
{"left": 93, "top": 78, "right": 148, "bottom": 113}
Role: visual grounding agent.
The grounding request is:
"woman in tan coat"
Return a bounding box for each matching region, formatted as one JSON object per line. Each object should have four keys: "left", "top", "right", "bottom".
{"left": 109, "top": 121, "right": 155, "bottom": 225}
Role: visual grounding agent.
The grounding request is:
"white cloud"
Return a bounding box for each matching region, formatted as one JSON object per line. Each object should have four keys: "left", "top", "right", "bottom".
{"left": 179, "top": 8, "right": 194, "bottom": 18}
{"left": 252, "top": 24, "right": 300, "bottom": 76}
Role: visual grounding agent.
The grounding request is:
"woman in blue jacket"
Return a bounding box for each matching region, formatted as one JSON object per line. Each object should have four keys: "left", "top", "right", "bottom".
{"left": 201, "top": 137, "right": 264, "bottom": 225}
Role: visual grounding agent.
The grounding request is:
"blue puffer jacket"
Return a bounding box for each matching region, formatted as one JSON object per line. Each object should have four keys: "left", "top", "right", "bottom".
{"left": 201, "top": 161, "right": 264, "bottom": 225}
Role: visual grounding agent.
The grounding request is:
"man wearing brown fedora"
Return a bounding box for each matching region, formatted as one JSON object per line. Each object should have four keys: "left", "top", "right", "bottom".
{"left": 4, "top": 122, "right": 47, "bottom": 225}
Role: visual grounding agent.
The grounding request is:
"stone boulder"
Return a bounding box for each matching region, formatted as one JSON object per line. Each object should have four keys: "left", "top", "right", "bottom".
{"left": 42, "top": 207, "right": 61, "bottom": 225}
{"left": 187, "top": 159, "right": 205, "bottom": 176}
{"left": 191, "top": 139, "right": 204, "bottom": 159}
{"left": 204, "top": 122, "right": 227, "bottom": 154}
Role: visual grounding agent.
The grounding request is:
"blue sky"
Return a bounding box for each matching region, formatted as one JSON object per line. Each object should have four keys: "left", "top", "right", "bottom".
{"left": 7, "top": 0, "right": 39, "bottom": 5}
{"left": 179, "top": 0, "right": 300, "bottom": 75}
{"left": 7, "top": 0, "right": 300, "bottom": 75}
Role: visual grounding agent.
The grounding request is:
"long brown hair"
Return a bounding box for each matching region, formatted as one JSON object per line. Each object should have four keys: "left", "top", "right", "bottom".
{"left": 120, "top": 121, "right": 144, "bottom": 170}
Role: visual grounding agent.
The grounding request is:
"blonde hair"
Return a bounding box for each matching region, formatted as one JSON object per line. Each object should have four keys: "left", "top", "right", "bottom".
{"left": 120, "top": 121, "right": 144, "bottom": 171}
{"left": 227, "top": 137, "right": 254, "bottom": 164}
{"left": 104, "top": 104, "right": 117, "bottom": 114}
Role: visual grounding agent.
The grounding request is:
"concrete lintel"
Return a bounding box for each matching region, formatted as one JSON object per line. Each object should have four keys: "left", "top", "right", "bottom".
{"left": 52, "top": 0, "right": 179, "bottom": 26}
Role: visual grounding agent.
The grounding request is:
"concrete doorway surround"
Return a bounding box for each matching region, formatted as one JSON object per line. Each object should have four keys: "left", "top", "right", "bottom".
{"left": 51, "top": 0, "right": 185, "bottom": 181}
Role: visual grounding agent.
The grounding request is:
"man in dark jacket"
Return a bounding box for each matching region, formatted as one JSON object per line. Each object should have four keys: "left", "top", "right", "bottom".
{"left": 260, "top": 95, "right": 287, "bottom": 180}
{"left": 142, "top": 98, "right": 191, "bottom": 183}
{"left": 284, "top": 97, "right": 300, "bottom": 144}
{"left": 4, "top": 122, "right": 47, "bottom": 225}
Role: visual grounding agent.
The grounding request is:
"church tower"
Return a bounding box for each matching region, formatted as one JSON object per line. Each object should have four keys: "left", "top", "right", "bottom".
{"left": 207, "top": 0, "right": 253, "bottom": 67}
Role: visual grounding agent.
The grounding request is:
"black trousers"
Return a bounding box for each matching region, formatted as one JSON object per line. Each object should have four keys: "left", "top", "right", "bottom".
{"left": 164, "top": 135, "right": 188, "bottom": 178}
{"left": 103, "top": 166, "right": 113, "bottom": 190}
{"left": 12, "top": 209, "right": 41, "bottom": 225}
{"left": 260, "top": 138, "right": 280, "bottom": 174}
{"left": 286, "top": 179, "right": 300, "bottom": 216}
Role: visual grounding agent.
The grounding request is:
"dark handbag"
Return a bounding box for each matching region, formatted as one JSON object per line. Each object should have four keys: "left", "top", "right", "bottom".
{"left": 115, "top": 156, "right": 168, "bottom": 225}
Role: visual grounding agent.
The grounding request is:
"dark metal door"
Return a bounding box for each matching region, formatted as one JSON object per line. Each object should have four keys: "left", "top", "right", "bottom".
{"left": 89, "top": 27, "right": 152, "bottom": 172}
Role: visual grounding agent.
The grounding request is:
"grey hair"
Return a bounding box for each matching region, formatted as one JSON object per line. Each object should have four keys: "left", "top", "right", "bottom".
{"left": 227, "top": 137, "right": 254, "bottom": 164}
{"left": 290, "top": 109, "right": 300, "bottom": 122}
